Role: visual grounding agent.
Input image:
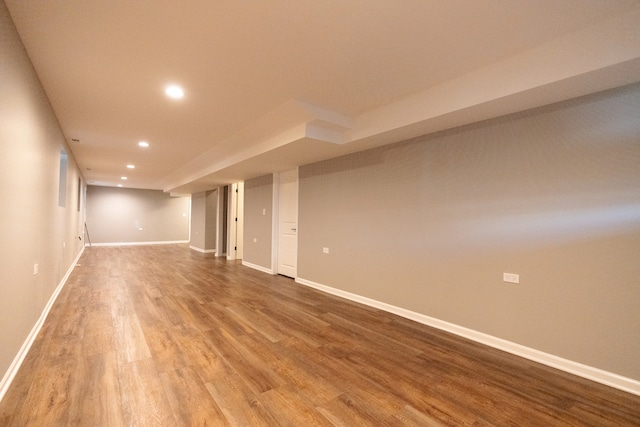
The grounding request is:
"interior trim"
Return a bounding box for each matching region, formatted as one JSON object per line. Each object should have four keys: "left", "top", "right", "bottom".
{"left": 295, "top": 276, "right": 640, "bottom": 397}
{"left": 0, "top": 247, "right": 85, "bottom": 402}
{"left": 88, "top": 240, "right": 190, "bottom": 247}
{"left": 242, "top": 260, "right": 274, "bottom": 275}
{"left": 189, "top": 245, "right": 216, "bottom": 254}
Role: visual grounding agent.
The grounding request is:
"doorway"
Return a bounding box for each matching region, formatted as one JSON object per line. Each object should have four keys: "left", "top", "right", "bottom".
{"left": 277, "top": 169, "right": 298, "bottom": 278}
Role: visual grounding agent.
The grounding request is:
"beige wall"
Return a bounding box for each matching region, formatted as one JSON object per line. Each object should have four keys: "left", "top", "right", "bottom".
{"left": 86, "top": 186, "right": 190, "bottom": 244}
{"left": 0, "top": 1, "right": 85, "bottom": 384}
{"left": 298, "top": 84, "right": 640, "bottom": 380}
{"left": 190, "top": 191, "right": 206, "bottom": 249}
{"left": 243, "top": 174, "right": 274, "bottom": 269}
{"left": 205, "top": 189, "right": 219, "bottom": 252}
{"left": 190, "top": 189, "right": 221, "bottom": 252}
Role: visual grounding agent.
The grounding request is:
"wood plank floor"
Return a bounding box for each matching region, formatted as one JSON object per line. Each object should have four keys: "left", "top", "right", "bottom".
{"left": 1, "top": 244, "right": 639, "bottom": 426}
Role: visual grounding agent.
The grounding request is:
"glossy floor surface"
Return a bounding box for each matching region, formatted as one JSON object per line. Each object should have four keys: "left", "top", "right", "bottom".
{"left": 1, "top": 245, "right": 639, "bottom": 425}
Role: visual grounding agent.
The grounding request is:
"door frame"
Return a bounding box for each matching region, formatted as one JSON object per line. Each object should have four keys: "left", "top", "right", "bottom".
{"left": 270, "top": 173, "right": 280, "bottom": 273}
{"left": 227, "top": 182, "right": 244, "bottom": 260}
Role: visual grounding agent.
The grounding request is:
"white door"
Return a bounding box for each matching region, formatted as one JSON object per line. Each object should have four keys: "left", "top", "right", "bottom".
{"left": 277, "top": 169, "right": 298, "bottom": 278}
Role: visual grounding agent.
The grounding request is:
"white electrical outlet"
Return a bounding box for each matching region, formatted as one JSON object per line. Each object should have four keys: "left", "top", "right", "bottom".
{"left": 503, "top": 273, "right": 519, "bottom": 284}
{"left": 323, "top": 247, "right": 329, "bottom": 254}
{"left": 33, "top": 264, "right": 39, "bottom": 276}
{"left": 253, "top": 238, "right": 257, "bottom": 243}
{"left": 262, "top": 208, "right": 266, "bottom": 215}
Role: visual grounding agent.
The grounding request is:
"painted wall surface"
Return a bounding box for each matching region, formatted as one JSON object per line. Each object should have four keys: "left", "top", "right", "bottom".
{"left": 190, "top": 189, "right": 221, "bottom": 252}
{"left": 205, "top": 189, "right": 218, "bottom": 252}
{"left": 243, "top": 175, "right": 274, "bottom": 269}
{"left": 190, "top": 191, "right": 206, "bottom": 249}
{"left": 298, "top": 84, "right": 640, "bottom": 380}
{"left": 0, "top": 1, "right": 85, "bottom": 383}
{"left": 86, "top": 186, "right": 189, "bottom": 244}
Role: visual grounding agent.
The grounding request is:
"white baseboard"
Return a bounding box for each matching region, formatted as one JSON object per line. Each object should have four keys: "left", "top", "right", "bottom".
{"left": 189, "top": 245, "right": 216, "bottom": 254}
{"left": 0, "top": 247, "right": 85, "bottom": 402}
{"left": 90, "top": 240, "right": 189, "bottom": 247}
{"left": 295, "top": 277, "right": 640, "bottom": 397}
{"left": 242, "top": 261, "right": 274, "bottom": 275}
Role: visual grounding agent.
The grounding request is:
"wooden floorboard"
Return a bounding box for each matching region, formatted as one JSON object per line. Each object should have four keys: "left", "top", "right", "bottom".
{"left": 1, "top": 244, "right": 639, "bottom": 426}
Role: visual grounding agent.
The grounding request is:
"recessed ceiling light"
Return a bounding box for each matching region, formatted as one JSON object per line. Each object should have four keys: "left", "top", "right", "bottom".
{"left": 117, "top": 184, "right": 123, "bottom": 187}
{"left": 127, "top": 164, "right": 135, "bottom": 169}
{"left": 121, "top": 176, "right": 128, "bottom": 180}
{"left": 165, "top": 84, "right": 184, "bottom": 99}
{"left": 138, "top": 141, "right": 149, "bottom": 147}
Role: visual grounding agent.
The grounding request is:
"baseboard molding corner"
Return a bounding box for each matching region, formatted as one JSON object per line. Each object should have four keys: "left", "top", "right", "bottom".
{"left": 189, "top": 245, "right": 216, "bottom": 254}
{"left": 242, "top": 261, "right": 274, "bottom": 275}
{"left": 294, "top": 277, "right": 640, "bottom": 397}
{"left": 0, "top": 247, "right": 85, "bottom": 403}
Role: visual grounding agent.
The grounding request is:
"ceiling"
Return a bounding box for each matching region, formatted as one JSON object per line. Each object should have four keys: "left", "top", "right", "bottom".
{"left": 6, "top": 0, "right": 640, "bottom": 194}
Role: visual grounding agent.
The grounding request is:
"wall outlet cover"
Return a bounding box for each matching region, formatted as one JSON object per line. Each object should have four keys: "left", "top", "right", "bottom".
{"left": 503, "top": 273, "right": 519, "bottom": 284}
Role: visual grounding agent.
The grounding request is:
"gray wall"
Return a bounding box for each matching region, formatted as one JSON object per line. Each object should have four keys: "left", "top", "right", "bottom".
{"left": 86, "top": 186, "right": 190, "bottom": 244}
{"left": 0, "top": 1, "right": 85, "bottom": 384}
{"left": 190, "top": 189, "right": 220, "bottom": 252}
{"left": 298, "top": 84, "right": 640, "bottom": 380}
{"left": 243, "top": 174, "right": 274, "bottom": 269}
{"left": 205, "top": 189, "right": 218, "bottom": 251}
{"left": 190, "top": 191, "right": 206, "bottom": 249}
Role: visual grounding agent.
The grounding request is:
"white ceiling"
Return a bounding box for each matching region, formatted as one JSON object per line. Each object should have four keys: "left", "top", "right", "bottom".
{"left": 6, "top": 0, "right": 640, "bottom": 194}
